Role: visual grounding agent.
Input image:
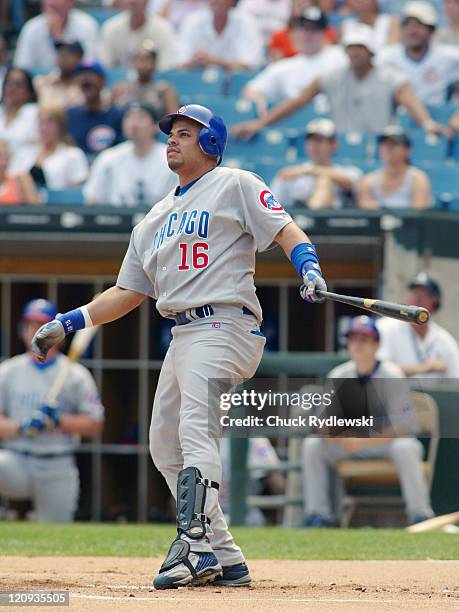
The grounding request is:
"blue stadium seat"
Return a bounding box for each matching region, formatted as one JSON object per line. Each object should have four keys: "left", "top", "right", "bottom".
{"left": 46, "top": 189, "right": 84, "bottom": 206}
{"left": 158, "top": 68, "right": 227, "bottom": 98}
{"left": 179, "top": 95, "right": 257, "bottom": 123}
{"left": 106, "top": 67, "right": 129, "bottom": 88}
{"left": 225, "top": 128, "right": 289, "bottom": 163}
{"left": 336, "top": 132, "right": 373, "bottom": 162}
{"left": 273, "top": 99, "right": 331, "bottom": 131}
{"left": 398, "top": 103, "right": 459, "bottom": 130}
{"left": 86, "top": 7, "right": 119, "bottom": 26}
{"left": 229, "top": 71, "right": 260, "bottom": 97}
{"left": 448, "top": 134, "right": 459, "bottom": 161}
{"left": 409, "top": 131, "right": 449, "bottom": 162}
{"left": 419, "top": 163, "right": 459, "bottom": 207}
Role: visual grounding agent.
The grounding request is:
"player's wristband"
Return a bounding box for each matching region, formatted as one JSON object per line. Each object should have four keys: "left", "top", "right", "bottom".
{"left": 291, "top": 243, "right": 321, "bottom": 278}
{"left": 56, "top": 305, "right": 93, "bottom": 335}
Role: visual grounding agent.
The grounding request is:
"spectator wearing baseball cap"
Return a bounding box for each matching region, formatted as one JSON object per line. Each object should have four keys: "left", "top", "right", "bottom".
{"left": 434, "top": 0, "right": 459, "bottom": 46}
{"left": 340, "top": 0, "right": 401, "bottom": 52}
{"left": 377, "top": 1, "right": 459, "bottom": 105}
{"left": 377, "top": 273, "right": 459, "bottom": 378}
{"left": 111, "top": 40, "right": 178, "bottom": 116}
{"left": 270, "top": 118, "right": 362, "bottom": 210}
{"left": 34, "top": 41, "right": 85, "bottom": 109}
{"left": 13, "top": 0, "right": 99, "bottom": 73}
{"left": 269, "top": 0, "right": 339, "bottom": 63}
{"left": 234, "top": 23, "right": 442, "bottom": 137}
{"left": 358, "top": 125, "right": 432, "bottom": 210}
{"left": 302, "top": 314, "right": 434, "bottom": 528}
{"left": 67, "top": 60, "right": 124, "bottom": 162}
{"left": 83, "top": 102, "right": 176, "bottom": 207}
{"left": 240, "top": 7, "right": 347, "bottom": 116}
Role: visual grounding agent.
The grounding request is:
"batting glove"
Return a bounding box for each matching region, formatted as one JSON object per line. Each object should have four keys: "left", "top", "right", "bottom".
{"left": 38, "top": 403, "right": 61, "bottom": 428}
{"left": 31, "top": 319, "right": 66, "bottom": 362}
{"left": 18, "top": 414, "right": 48, "bottom": 437}
{"left": 300, "top": 268, "right": 327, "bottom": 304}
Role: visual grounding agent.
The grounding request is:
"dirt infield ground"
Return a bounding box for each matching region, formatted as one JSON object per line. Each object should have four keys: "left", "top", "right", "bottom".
{"left": 1, "top": 557, "right": 459, "bottom": 611}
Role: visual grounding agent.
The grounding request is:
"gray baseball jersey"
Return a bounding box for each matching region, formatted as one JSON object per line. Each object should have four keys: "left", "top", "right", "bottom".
{"left": 0, "top": 353, "right": 104, "bottom": 454}
{"left": 116, "top": 166, "right": 293, "bottom": 321}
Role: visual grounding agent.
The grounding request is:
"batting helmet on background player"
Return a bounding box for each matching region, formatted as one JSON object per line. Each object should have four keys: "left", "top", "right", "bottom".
{"left": 22, "top": 299, "right": 58, "bottom": 323}
{"left": 159, "top": 104, "right": 227, "bottom": 164}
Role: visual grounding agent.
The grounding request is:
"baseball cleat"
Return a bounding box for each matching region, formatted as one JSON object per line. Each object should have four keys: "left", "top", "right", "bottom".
{"left": 212, "top": 562, "right": 252, "bottom": 587}
{"left": 153, "top": 550, "right": 222, "bottom": 590}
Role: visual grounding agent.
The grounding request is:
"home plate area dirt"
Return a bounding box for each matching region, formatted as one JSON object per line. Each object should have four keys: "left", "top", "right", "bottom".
{"left": 1, "top": 557, "right": 458, "bottom": 611}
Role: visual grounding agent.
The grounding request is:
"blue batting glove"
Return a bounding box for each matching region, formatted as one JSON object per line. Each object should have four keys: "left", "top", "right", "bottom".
{"left": 300, "top": 267, "right": 327, "bottom": 304}
{"left": 19, "top": 414, "right": 48, "bottom": 437}
{"left": 38, "top": 404, "right": 61, "bottom": 428}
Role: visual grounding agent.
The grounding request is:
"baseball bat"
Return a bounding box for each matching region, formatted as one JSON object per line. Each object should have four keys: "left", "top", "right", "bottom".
{"left": 406, "top": 511, "right": 459, "bottom": 533}
{"left": 316, "top": 291, "right": 430, "bottom": 325}
{"left": 46, "top": 325, "right": 99, "bottom": 405}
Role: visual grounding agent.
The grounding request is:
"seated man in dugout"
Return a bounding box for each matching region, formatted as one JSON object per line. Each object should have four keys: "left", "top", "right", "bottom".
{"left": 302, "top": 316, "right": 434, "bottom": 528}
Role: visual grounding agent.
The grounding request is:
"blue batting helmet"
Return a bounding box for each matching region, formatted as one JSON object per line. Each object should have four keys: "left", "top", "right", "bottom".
{"left": 22, "top": 299, "right": 58, "bottom": 323}
{"left": 159, "top": 104, "right": 227, "bottom": 163}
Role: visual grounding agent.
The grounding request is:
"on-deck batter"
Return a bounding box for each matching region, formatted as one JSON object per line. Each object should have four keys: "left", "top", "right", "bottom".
{"left": 31, "top": 104, "right": 327, "bottom": 588}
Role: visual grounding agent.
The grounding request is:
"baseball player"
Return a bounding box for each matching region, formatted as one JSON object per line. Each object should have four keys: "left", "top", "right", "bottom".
{"left": 0, "top": 299, "right": 104, "bottom": 522}
{"left": 30, "top": 104, "right": 327, "bottom": 588}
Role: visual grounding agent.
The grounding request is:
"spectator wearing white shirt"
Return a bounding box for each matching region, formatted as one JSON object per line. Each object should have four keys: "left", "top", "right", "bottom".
{"left": 377, "top": 1, "right": 459, "bottom": 105}
{"left": 14, "top": 0, "right": 99, "bottom": 73}
{"left": 434, "top": 0, "right": 459, "bottom": 46}
{"left": 177, "top": 0, "right": 265, "bottom": 70}
{"left": 99, "top": 0, "right": 178, "bottom": 71}
{"left": 34, "top": 41, "right": 85, "bottom": 110}
{"left": 234, "top": 25, "right": 442, "bottom": 136}
{"left": 237, "top": 0, "right": 291, "bottom": 45}
{"left": 0, "top": 68, "right": 39, "bottom": 175}
{"left": 84, "top": 103, "right": 176, "bottom": 206}
{"left": 377, "top": 273, "right": 459, "bottom": 378}
{"left": 270, "top": 119, "right": 362, "bottom": 210}
{"left": 340, "top": 0, "right": 401, "bottom": 51}
{"left": 241, "top": 7, "right": 348, "bottom": 115}
{"left": 148, "top": 0, "right": 208, "bottom": 31}
{"left": 20, "top": 105, "right": 88, "bottom": 190}
{"left": 358, "top": 126, "right": 432, "bottom": 210}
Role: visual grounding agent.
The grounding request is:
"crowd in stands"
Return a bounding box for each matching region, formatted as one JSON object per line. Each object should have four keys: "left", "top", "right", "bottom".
{"left": 1, "top": 0, "right": 459, "bottom": 209}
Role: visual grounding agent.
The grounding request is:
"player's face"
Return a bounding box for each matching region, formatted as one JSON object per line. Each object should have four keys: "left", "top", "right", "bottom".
{"left": 402, "top": 18, "right": 432, "bottom": 50}
{"left": 404, "top": 287, "right": 437, "bottom": 312}
{"left": 305, "top": 135, "right": 335, "bottom": 164}
{"left": 166, "top": 118, "right": 208, "bottom": 173}
{"left": 347, "top": 332, "right": 378, "bottom": 360}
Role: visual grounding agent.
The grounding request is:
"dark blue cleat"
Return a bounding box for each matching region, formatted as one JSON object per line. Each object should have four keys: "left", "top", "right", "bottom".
{"left": 212, "top": 562, "right": 252, "bottom": 587}
{"left": 303, "top": 513, "right": 333, "bottom": 528}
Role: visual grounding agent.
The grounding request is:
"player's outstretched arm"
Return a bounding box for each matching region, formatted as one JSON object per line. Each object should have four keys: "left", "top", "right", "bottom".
{"left": 31, "top": 286, "right": 146, "bottom": 362}
{"left": 275, "top": 222, "right": 327, "bottom": 304}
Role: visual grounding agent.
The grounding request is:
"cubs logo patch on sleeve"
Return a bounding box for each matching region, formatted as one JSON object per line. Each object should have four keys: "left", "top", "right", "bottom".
{"left": 259, "top": 189, "right": 284, "bottom": 211}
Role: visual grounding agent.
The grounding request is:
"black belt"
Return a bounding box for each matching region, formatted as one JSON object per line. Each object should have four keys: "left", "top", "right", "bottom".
{"left": 10, "top": 449, "right": 74, "bottom": 459}
{"left": 174, "top": 304, "right": 256, "bottom": 326}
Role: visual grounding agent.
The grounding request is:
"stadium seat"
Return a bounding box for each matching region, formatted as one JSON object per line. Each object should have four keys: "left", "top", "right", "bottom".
{"left": 400, "top": 130, "right": 449, "bottom": 162}
{"left": 419, "top": 163, "right": 459, "bottom": 207}
{"left": 398, "top": 103, "right": 459, "bottom": 130}
{"left": 45, "top": 188, "right": 84, "bottom": 206}
{"left": 273, "top": 98, "right": 331, "bottom": 131}
{"left": 179, "top": 95, "right": 257, "bottom": 124}
{"left": 336, "top": 132, "right": 373, "bottom": 162}
{"left": 229, "top": 71, "right": 260, "bottom": 97}
{"left": 86, "top": 7, "right": 119, "bottom": 26}
{"left": 106, "top": 67, "right": 129, "bottom": 88}
{"left": 158, "top": 68, "right": 227, "bottom": 98}
{"left": 225, "top": 129, "right": 289, "bottom": 163}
